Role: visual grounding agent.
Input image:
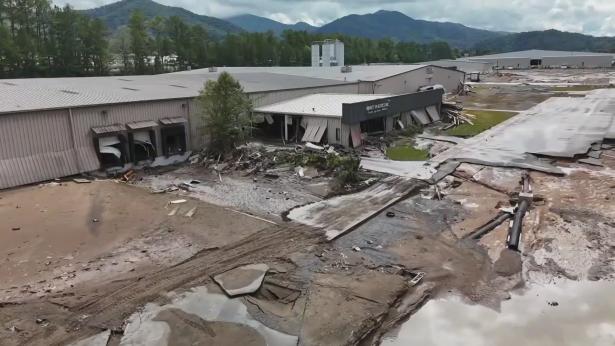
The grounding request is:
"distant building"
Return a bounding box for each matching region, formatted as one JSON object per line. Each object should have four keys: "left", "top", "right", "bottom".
{"left": 311, "top": 39, "right": 344, "bottom": 67}
{"left": 466, "top": 50, "right": 614, "bottom": 69}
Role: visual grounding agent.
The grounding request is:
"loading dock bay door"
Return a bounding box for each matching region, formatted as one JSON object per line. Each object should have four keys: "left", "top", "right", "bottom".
{"left": 160, "top": 125, "right": 187, "bottom": 157}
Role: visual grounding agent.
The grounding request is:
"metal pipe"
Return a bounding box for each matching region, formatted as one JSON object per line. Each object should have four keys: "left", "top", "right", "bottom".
{"left": 507, "top": 174, "right": 533, "bottom": 251}
{"left": 469, "top": 212, "right": 513, "bottom": 240}
{"left": 507, "top": 199, "right": 529, "bottom": 251}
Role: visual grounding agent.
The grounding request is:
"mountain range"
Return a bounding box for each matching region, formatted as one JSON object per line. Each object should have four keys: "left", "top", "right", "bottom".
{"left": 83, "top": 0, "right": 615, "bottom": 53}
{"left": 82, "top": 0, "right": 242, "bottom": 37}
{"left": 227, "top": 14, "right": 317, "bottom": 35}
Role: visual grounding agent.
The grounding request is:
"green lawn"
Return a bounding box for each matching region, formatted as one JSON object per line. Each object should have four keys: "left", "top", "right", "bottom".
{"left": 446, "top": 110, "right": 517, "bottom": 137}
{"left": 386, "top": 146, "right": 429, "bottom": 161}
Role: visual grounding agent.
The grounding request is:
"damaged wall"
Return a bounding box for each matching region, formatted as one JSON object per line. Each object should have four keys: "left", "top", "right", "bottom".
{"left": 189, "top": 83, "right": 360, "bottom": 150}
{"left": 0, "top": 100, "right": 190, "bottom": 189}
{"left": 0, "top": 109, "right": 80, "bottom": 189}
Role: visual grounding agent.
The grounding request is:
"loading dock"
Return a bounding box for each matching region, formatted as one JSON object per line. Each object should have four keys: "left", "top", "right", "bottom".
{"left": 127, "top": 120, "right": 158, "bottom": 164}
{"left": 160, "top": 117, "right": 188, "bottom": 157}
{"left": 92, "top": 124, "right": 129, "bottom": 168}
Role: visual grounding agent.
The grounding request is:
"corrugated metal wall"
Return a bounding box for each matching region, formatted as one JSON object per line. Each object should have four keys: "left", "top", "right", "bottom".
{"left": 375, "top": 67, "right": 465, "bottom": 94}
{"left": 542, "top": 56, "right": 613, "bottom": 68}
{"left": 0, "top": 100, "right": 190, "bottom": 189}
{"left": 0, "top": 110, "right": 79, "bottom": 189}
{"left": 71, "top": 100, "right": 189, "bottom": 171}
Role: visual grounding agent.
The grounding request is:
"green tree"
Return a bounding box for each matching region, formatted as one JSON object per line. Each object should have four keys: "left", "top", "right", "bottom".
{"left": 149, "top": 15, "right": 168, "bottom": 73}
{"left": 128, "top": 10, "right": 149, "bottom": 74}
{"left": 197, "top": 72, "right": 252, "bottom": 155}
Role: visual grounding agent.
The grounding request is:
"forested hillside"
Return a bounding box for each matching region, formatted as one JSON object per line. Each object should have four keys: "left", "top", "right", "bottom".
{"left": 474, "top": 29, "right": 615, "bottom": 54}
{"left": 83, "top": 0, "right": 241, "bottom": 37}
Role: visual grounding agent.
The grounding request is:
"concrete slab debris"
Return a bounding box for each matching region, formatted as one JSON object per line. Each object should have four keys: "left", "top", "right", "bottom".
{"left": 360, "top": 158, "right": 438, "bottom": 181}
{"left": 578, "top": 157, "right": 604, "bottom": 166}
{"left": 287, "top": 176, "right": 424, "bottom": 240}
{"left": 431, "top": 89, "right": 615, "bottom": 177}
{"left": 213, "top": 263, "right": 269, "bottom": 297}
{"left": 69, "top": 330, "right": 111, "bottom": 346}
{"left": 120, "top": 286, "right": 297, "bottom": 346}
{"left": 416, "top": 134, "right": 465, "bottom": 145}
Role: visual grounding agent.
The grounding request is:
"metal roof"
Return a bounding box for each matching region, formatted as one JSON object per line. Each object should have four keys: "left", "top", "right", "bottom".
{"left": 468, "top": 49, "right": 615, "bottom": 60}
{"left": 253, "top": 93, "right": 394, "bottom": 118}
{"left": 0, "top": 72, "right": 352, "bottom": 114}
{"left": 172, "top": 65, "right": 430, "bottom": 82}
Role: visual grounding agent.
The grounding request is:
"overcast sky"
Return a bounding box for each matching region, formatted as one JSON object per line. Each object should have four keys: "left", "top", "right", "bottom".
{"left": 53, "top": 0, "right": 615, "bottom": 36}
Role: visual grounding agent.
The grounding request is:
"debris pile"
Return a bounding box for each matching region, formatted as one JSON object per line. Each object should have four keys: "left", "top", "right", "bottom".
{"left": 441, "top": 101, "right": 474, "bottom": 129}
{"left": 188, "top": 142, "right": 364, "bottom": 190}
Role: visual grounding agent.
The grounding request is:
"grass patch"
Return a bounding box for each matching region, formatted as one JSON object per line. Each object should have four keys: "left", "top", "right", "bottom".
{"left": 551, "top": 85, "right": 607, "bottom": 92}
{"left": 386, "top": 146, "right": 429, "bottom": 161}
{"left": 446, "top": 110, "right": 517, "bottom": 137}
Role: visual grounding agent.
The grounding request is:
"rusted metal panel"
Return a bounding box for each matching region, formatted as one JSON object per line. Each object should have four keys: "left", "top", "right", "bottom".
{"left": 126, "top": 120, "right": 159, "bottom": 130}
{"left": 91, "top": 124, "right": 126, "bottom": 134}
{"left": 160, "top": 117, "right": 188, "bottom": 125}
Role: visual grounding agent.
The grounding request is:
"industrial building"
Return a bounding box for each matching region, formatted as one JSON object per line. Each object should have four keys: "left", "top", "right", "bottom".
{"left": 253, "top": 90, "right": 444, "bottom": 147}
{"left": 466, "top": 50, "right": 615, "bottom": 69}
{"left": 0, "top": 64, "right": 464, "bottom": 189}
{"left": 311, "top": 39, "right": 345, "bottom": 67}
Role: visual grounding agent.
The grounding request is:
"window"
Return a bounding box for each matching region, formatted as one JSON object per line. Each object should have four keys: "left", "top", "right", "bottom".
{"left": 335, "top": 128, "right": 341, "bottom": 141}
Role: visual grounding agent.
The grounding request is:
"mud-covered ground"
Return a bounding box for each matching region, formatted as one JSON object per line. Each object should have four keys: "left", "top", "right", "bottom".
{"left": 1, "top": 146, "right": 613, "bottom": 345}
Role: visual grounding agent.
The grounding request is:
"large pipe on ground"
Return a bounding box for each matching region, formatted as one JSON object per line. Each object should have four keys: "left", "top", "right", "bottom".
{"left": 469, "top": 212, "right": 512, "bottom": 240}
{"left": 507, "top": 175, "right": 533, "bottom": 251}
{"left": 507, "top": 199, "right": 529, "bottom": 250}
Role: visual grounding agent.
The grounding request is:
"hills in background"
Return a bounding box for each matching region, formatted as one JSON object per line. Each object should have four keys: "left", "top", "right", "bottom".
{"left": 82, "top": 0, "right": 242, "bottom": 37}
{"left": 474, "top": 29, "right": 615, "bottom": 54}
{"left": 83, "top": 0, "right": 615, "bottom": 54}
{"left": 316, "top": 10, "right": 504, "bottom": 49}
{"left": 227, "top": 14, "right": 317, "bottom": 35}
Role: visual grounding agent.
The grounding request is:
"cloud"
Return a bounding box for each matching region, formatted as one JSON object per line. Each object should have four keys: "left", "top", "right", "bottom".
{"left": 52, "top": 0, "right": 615, "bottom": 36}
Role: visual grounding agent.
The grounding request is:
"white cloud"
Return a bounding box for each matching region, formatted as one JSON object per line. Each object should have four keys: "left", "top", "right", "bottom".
{"left": 52, "top": 0, "right": 615, "bottom": 36}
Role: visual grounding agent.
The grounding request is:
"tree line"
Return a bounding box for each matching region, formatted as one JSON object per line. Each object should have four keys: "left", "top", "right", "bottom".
{"left": 0, "top": 0, "right": 108, "bottom": 78}
{"left": 0, "top": 3, "right": 456, "bottom": 78}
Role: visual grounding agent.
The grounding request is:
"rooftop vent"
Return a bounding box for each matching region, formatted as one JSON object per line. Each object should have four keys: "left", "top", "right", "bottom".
{"left": 341, "top": 66, "right": 352, "bottom": 73}
{"left": 60, "top": 89, "right": 79, "bottom": 95}
{"left": 117, "top": 78, "right": 134, "bottom": 82}
{"left": 121, "top": 87, "right": 139, "bottom": 91}
{"left": 209, "top": 66, "right": 218, "bottom": 72}
{"left": 169, "top": 84, "right": 188, "bottom": 89}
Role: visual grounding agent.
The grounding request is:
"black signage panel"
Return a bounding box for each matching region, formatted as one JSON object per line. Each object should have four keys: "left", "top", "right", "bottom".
{"left": 342, "top": 89, "right": 444, "bottom": 124}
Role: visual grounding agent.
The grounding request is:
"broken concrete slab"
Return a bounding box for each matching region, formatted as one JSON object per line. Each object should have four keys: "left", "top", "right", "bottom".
{"left": 287, "top": 176, "right": 425, "bottom": 240}
{"left": 121, "top": 286, "right": 298, "bottom": 346}
{"left": 417, "top": 134, "right": 466, "bottom": 145}
{"left": 579, "top": 157, "right": 604, "bottom": 166}
{"left": 360, "top": 158, "right": 438, "bottom": 181}
{"left": 69, "top": 330, "right": 111, "bottom": 346}
{"left": 430, "top": 89, "right": 615, "bottom": 177}
{"left": 213, "top": 264, "right": 269, "bottom": 297}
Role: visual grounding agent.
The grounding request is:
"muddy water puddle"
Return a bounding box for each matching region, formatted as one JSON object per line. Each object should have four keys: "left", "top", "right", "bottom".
{"left": 382, "top": 280, "right": 615, "bottom": 346}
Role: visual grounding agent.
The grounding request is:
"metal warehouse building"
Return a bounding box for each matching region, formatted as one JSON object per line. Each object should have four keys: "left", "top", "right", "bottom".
{"left": 467, "top": 50, "right": 614, "bottom": 69}
{"left": 0, "top": 64, "right": 464, "bottom": 189}
{"left": 253, "top": 90, "right": 444, "bottom": 148}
